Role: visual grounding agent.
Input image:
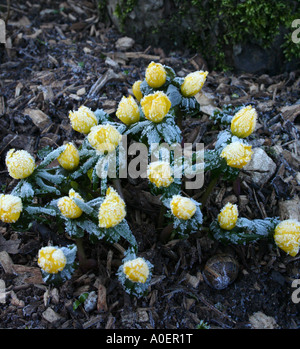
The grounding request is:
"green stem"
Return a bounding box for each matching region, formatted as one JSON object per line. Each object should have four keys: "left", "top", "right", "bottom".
{"left": 159, "top": 223, "right": 174, "bottom": 243}
{"left": 75, "top": 238, "right": 96, "bottom": 272}
{"left": 200, "top": 174, "right": 221, "bottom": 206}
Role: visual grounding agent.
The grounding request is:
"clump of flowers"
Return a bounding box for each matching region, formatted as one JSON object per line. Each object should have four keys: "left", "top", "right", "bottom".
{"left": 1, "top": 56, "right": 295, "bottom": 300}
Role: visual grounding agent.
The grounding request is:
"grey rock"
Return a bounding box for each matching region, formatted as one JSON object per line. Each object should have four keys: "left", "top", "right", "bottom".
{"left": 243, "top": 148, "right": 277, "bottom": 186}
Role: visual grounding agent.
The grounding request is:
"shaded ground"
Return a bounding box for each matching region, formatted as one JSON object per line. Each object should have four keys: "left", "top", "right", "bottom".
{"left": 0, "top": 1, "right": 300, "bottom": 329}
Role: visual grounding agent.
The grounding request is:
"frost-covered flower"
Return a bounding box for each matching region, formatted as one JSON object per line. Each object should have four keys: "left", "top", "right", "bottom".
{"left": 6, "top": 149, "right": 35, "bottom": 179}
{"left": 231, "top": 105, "right": 257, "bottom": 138}
{"left": 123, "top": 257, "right": 150, "bottom": 283}
{"left": 145, "top": 61, "right": 166, "bottom": 88}
{"left": 38, "top": 246, "right": 67, "bottom": 274}
{"left": 141, "top": 91, "right": 171, "bottom": 123}
{"left": 274, "top": 219, "right": 300, "bottom": 257}
{"left": 132, "top": 80, "right": 143, "bottom": 101}
{"left": 181, "top": 70, "right": 208, "bottom": 97}
{"left": 217, "top": 202, "right": 238, "bottom": 230}
{"left": 57, "top": 143, "right": 80, "bottom": 171}
{"left": 170, "top": 195, "right": 196, "bottom": 220}
{"left": 0, "top": 194, "right": 22, "bottom": 223}
{"left": 57, "top": 189, "right": 83, "bottom": 219}
{"left": 116, "top": 95, "right": 140, "bottom": 125}
{"left": 88, "top": 124, "right": 122, "bottom": 154}
{"left": 220, "top": 141, "right": 253, "bottom": 169}
{"left": 69, "top": 105, "right": 98, "bottom": 134}
{"left": 98, "top": 187, "right": 126, "bottom": 228}
{"left": 147, "top": 161, "right": 174, "bottom": 188}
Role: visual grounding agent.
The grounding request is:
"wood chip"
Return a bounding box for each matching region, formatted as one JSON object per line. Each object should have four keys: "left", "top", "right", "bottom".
{"left": 12, "top": 264, "right": 44, "bottom": 284}
{"left": 97, "top": 284, "right": 108, "bottom": 312}
{"left": 24, "top": 108, "right": 52, "bottom": 130}
{"left": 0, "top": 251, "right": 14, "bottom": 274}
{"left": 88, "top": 69, "right": 122, "bottom": 97}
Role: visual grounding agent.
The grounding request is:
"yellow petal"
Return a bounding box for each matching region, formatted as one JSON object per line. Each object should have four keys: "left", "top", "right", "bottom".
{"left": 116, "top": 95, "right": 140, "bottom": 125}
{"left": 181, "top": 71, "right": 208, "bottom": 97}
{"left": 220, "top": 142, "right": 253, "bottom": 169}
{"left": 98, "top": 187, "right": 126, "bottom": 228}
{"left": 132, "top": 80, "right": 143, "bottom": 101}
{"left": 147, "top": 161, "right": 174, "bottom": 188}
{"left": 88, "top": 124, "right": 122, "bottom": 154}
{"left": 57, "top": 189, "right": 83, "bottom": 219}
{"left": 6, "top": 149, "right": 35, "bottom": 179}
{"left": 69, "top": 105, "right": 98, "bottom": 134}
{"left": 123, "top": 257, "right": 149, "bottom": 283}
{"left": 145, "top": 61, "right": 166, "bottom": 88}
{"left": 38, "top": 246, "right": 67, "bottom": 274}
{"left": 217, "top": 202, "right": 238, "bottom": 230}
{"left": 231, "top": 105, "right": 257, "bottom": 138}
{"left": 57, "top": 143, "right": 80, "bottom": 171}
{"left": 170, "top": 195, "right": 196, "bottom": 220}
{"left": 274, "top": 219, "right": 300, "bottom": 257}
{"left": 141, "top": 91, "right": 171, "bottom": 123}
{"left": 0, "top": 194, "right": 22, "bottom": 223}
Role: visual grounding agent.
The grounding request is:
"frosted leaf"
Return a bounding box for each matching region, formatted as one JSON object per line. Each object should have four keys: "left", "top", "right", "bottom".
{"left": 35, "top": 177, "right": 60, "bottom": 195}
{"left": 166, "top": 84, "right": 182, "bottom": 107}
{"left": 64, "top": 219, "right": 84, "bottom": 238}
{"left": 215, "top": 130, "right": 232, "bottom": 150}
{"left": 71, "top": 155, "right": 99, "bottom": 180}
{"left": 94, "top": 108, "right": 111, "bottom": 123}
{"left": 25, "top": 205, "right": 57, "bottom": 216}
{"left": 125, "top": 120, "right": 151, "bottom": 136}
{"left": 11, "top": 180, "right": 34, "bottom": 199}
{"left": 36, "top": 170, "right": 65, "bottom": 184}
{"left": 72, "top": 197, "right": 95, "bottom": 216}
{"left": 76, "top": 219, "right": 105, "bottom": 239}
{"left": 38, "top": 145, "right": 66, "bottom": 169}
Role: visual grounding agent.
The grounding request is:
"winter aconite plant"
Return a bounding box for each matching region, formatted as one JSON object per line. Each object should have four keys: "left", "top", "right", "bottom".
{"left": 1, "top": 60, "right": 300, "bottom": 299}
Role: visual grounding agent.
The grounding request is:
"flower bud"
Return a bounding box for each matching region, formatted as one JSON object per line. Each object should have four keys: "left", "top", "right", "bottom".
{"left": 217, "top": 203, "right": 238, "bottom": 230}
{"left": 98, "top": 187, "right": 126, "bottom": 228}
{"left": 57, "top": 143, "right": 80, "bottom": 171}
{"left": 116, "top": 95, "right": 140, "bottom": 125}
{"left": 69, "top": 105, "right": 98, "bottom": 134}
{"left": 38, "top": 246, "right": 67, "bottom": 274}
{"left": 181, "top": 70, "right": 208, "bottom": 97}
{"left": 170, "top": 195, "right": 196, "bottom": 220}
{"left": 132, "top": 80, "right": 143, "bottom": 101}
{"left": 6, "top": 149, "right": 35, "bottom": 179}
{"left": 88, "top": 124, "right": 122, "bottom": 154}
{"left": 147, "top": 161, "right": 174, "bottom": 188}
{"left": 57, "top": 189, "right": 83, "bottom": 219}
{"left": 141, "top": 91, "right": 171, "bottom": 123}
{"left": 123, "top": 257, "right": 150, "bottom": 283}
{"left": 220, "top": 141, "right": 253, "bottom": 169}
{"left": 145, "top": 61, "right": 166, "bottom": 88}
{"left": 0, "top": 194, "right": 22, "bottom": 223}
{"left": 274, "top": 219, "right": 300, "bottom": 257}
{"left": 231, "top": 105, "right": 257, "bottom": 138}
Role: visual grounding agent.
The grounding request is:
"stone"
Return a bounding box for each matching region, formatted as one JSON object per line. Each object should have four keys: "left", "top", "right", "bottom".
{"left": 115, "top": 36, "right": 135, "bottom": 51}
{"left": 243, "top": 147, "right": 277, "bottom": 186}
{"left": 42, "top": 307, "right": 62, "bottom": 323}
{"left": 249, "top": 311, "right": 278, "bottom": 329}
{"left": 279, "top": 196, "right": 300, "bottom": 221}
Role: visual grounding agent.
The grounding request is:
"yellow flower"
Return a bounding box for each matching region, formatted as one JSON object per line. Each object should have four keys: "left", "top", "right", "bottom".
{"left": 69, "top": 105, "right": 98, "bottom": 134}
{"left": 181, "top": 70, "right": 208, "bottom": 97}
{"left": 116, "top": 95, "right": 140, "bottom": 125}
{"left": 147, "top": 161, "right": 174, "bottom": 188}
{"left": 132, "top": 80, "right": 143, "bottom": 101}
{"left": 217, "top": 203, "right": 238, "bottom": 230}
{"left": 57, "top": 143, "right": 80, "bottom": 171}
{"left": 170, "top": 195, "right": 196, "bottom": 220}
{"left": 220, "top": 141, "right": 253, "bottom": 169}
{"left": 38, "top": 246, "right": 67, "bottom": 274}
{"left": 123, "top": 257, "right": 150, "bottom": 283}
{"left": 0, "top": 194, "right": 22, "bottom": 223}
{"left": 88, "top": 124, "right": 122, "bottom": 154}
{"left": 57, "top": 189, "right": 83, "bottom": 219}
{"left": 145, "top": 61, "right": 166, "bottom": 88}
{"left": 98, "top": 187, "right": 126, "bottom": 228}
{"left": 6, "top": 149, "right": 35, "bottom": 179}
{"left": 274, "top": 219, "right": 300, "bottom": 257}
{"left": 141, "top": 91, "right": 171, "bottom": 123}
{"left": 231, "top": 105, "right": 257, "bottom": 138}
